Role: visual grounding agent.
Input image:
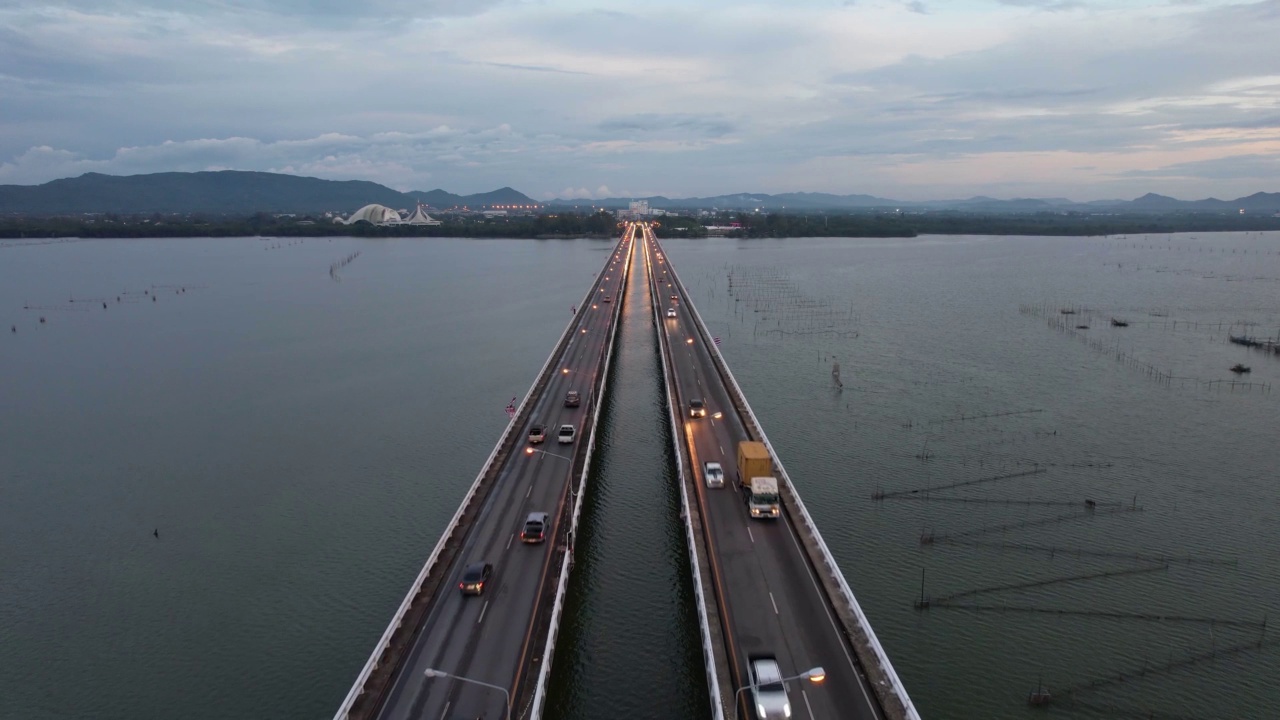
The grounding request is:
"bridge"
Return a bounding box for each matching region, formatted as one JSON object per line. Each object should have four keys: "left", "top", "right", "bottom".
{"left": 335, "top": 222, "right": 918, "bottom": 720}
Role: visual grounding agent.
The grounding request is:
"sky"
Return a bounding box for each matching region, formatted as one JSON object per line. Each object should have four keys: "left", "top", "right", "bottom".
{"left": 1, "top": 0, "right": 1278, "bottom": 201}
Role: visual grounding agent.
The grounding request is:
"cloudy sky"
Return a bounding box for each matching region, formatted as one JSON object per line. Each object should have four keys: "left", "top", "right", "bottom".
{"left": 1, "top": 0, "right": 1278, "bottom": 200}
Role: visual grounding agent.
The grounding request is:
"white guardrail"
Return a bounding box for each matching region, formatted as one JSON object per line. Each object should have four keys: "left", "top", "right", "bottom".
{"left": 645, "top": 231, "right": 727, "bottom": 720}
{"left": 333, "top": 235, "right": 627, "bottom": 720}
{"left": 659, "top": 237, "right": 922, "bottom": 720}
{"left": 528, "top": 229, "right": 633, "bottom": 719}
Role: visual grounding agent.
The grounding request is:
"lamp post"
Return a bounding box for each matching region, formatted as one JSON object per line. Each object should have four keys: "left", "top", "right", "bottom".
{"left": 525, "top": 447, "right": 573, "bottom": 462}
{"left": 733, "top": 666, "right": 826, "bottom": 719}
{"left": 422, "top": 668, "right": 511, "bottom": 720}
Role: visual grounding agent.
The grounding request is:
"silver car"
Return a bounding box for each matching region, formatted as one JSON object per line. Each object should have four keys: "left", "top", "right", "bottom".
{"left": 557, "top": 424, "right": 576, "bottom": 444}
{"left": 703, "top": 461, "right": 724, "bottom": 488}
{"left": 749, "top": 656, "right": 791, "bottom": 719}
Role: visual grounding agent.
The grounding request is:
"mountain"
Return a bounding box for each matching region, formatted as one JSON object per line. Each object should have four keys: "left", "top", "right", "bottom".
{"left": 553, "top": 190, "right": 1280, "bottom": 214}
{"left": 0, "top": 171, "right": 535, "bottom": 215}
{"left": 2, "top": 169, "right": 1277, "bottom": 216}
{"left": 404, "top": 187, "right": 535, "bottom": 208}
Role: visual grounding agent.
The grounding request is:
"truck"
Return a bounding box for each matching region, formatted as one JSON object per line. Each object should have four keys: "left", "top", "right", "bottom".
{"left": 746, "top": 477, "right": 781, "bottom": 519}
{"left": 737, "top": 441, "right": 771, "bottom": 484}
{"left": 737, "top": 441, "right": 781, "bottom": 518}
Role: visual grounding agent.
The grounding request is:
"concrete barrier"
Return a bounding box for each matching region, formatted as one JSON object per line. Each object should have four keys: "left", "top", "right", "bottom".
{"left": 528, "top": 229, "right": 634, "bottom": 719}
{"left": 657, "top": 237, "right": 922, "bottom": 720}
{"left": 645, "top": 231, "right": 730, "bottom": 720}
{"left": 334, "top": 236, "right": 628, "bottom": 720}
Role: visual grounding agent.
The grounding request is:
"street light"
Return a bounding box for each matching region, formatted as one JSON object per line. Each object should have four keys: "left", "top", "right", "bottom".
{"left": 733, "top": 667, "right": 826, "bottom": 719}
{"left": 422, "top": 668, "right": 511, "bottom": 720}
{"left": 525, "top": 447, "right": 573, "bottom": 461}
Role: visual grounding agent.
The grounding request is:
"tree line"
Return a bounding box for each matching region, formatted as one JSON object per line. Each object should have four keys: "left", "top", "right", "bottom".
{"left": 3, "top": 209, "right": 1278, "bottom": 240}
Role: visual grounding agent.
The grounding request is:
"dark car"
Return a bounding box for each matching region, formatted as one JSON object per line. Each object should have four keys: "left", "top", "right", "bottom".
{"left": 689, "top": 398, "right": 707, "bottom": 418}
{"left": 459, "top": 562, "right": 493, "bottom": 595}
{"left": 521, "top": 512, "right": 550, "bottom": 543}
{"left": 564, "top": 390, "right": 581, "bottom": 408}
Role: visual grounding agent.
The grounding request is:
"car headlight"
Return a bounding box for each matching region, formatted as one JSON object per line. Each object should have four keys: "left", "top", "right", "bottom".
{"left": 758, "top": 704, "right": 767, "bottom": 718}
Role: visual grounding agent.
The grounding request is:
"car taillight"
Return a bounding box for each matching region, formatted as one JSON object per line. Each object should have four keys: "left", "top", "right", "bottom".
{"left": 459, "top": 582, "right": 465, "bottom": 589}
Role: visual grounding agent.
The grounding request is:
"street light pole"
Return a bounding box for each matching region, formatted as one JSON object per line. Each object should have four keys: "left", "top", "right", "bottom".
{"left": 732, "top": 666, "right": 826, "bottom": 719}
{"left": 422, "top": 668, "right": 511, "bottom": 720}
{"left": 525, "top": 447, "right": 573, "bottom": 462}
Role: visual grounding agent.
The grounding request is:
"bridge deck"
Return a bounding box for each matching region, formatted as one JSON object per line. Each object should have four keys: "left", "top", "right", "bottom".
{"left": 645, "top": 226, "right": 915, "bottom": 720}
{"left": 337, "top": 228, "right": 635, "bottom": 720}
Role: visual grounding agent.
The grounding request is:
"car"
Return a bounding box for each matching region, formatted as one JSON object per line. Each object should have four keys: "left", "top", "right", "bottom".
{"left": 670, "top": 294, "right": 678, "bottom": 301}
{"left": 666, "top": 307, "right": 678, "bottom": 318}
{"left": 564, "top": 390, "right": 581, "bottom": 408}
{"left": 703, "top": 461, "right": 724, "bottom": 488}
{"left": 749, "top": 656, "right": 791, "bottom": 719}
{"left": 558, "top": 424, "right": 576, "bottom": 444}
{"left": 689, "top": 398, "right": 707, "bottom": 418}
{"left": 521, "top": 512, "right": 549, "bottom": 543}
{"left": 528, "top": 424, "right": 547, "bottom": 444}
{"left": 602, "top": 295, "right": 612, "bottom": 303}
{"left": 459, "top": 561, "right": 493, "bottom": 595}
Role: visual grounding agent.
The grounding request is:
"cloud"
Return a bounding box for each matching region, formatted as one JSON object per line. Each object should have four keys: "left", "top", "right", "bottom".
{"left": 0, "top": 127, "right": 505, "bottom": 189}
{"left": 1118, "top": 153, "right": 1280, "bottom": 181}
{"left": 1, "top": 0, "right": 1278, "bottom": 200}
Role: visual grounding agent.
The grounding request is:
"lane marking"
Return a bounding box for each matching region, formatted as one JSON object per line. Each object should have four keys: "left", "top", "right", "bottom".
{"left": 526, "top": 483, "right": 533, "bottom": 499}
{"left": 782, "top": 514, "right": 878, "bottom": 712}
{"left": 477, "top": 600, "right": 489, "bottom": 625}
{"left": 506, "top": 533, "right": 514, "bottom": 550}
{"left": 802, "top": 689, "right": 816, "bottom": 720}
{"left": 439, "top": 701, "right": 450, "bottom": 720}
{"left": 747, "top": 526, "right": 755, "bottom": 544}
{"left": 770, "top": 591, "right": 779, "bottom": 615}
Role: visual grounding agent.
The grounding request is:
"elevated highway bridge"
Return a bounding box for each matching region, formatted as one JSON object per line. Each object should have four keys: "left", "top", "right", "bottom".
{"left": 334, "top": 223, "right": 917, "bottom": 720}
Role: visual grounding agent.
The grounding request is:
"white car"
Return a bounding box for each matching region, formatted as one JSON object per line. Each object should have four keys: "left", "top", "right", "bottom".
{"left": 749, "top": 656, "right": 791, "bottom": 719}
{"left": 557, "top": 424, "right": 576, "bottom": 444}
{"left": 703, "top": 461, "right": 724, "bottom": 488}
{"left": 666, "top": 307, "right": 678, "bottom": 318}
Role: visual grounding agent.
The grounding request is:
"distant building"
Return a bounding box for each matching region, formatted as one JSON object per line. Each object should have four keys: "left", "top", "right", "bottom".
{"left": 618, "top": 200, "right": 654, "bottom": 219}
{"left": 404, "top": 204, "right": 443, "bottom": 226}
{"left": 336, "top": 204, "right": 403, "bottom": 225}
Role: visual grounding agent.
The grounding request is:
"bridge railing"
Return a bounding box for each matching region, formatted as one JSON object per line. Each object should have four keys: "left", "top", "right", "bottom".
{"left": 334, "top": 236, "right": 626, "bottom": 720}
{"left": 658, "top": 237, "right": 921, "bottom": 720}
{"left": 528, "top": 229, "right": 633, "bottom": 718}
{"left": 645, "top": 230, "right": 729, "bottom": 720}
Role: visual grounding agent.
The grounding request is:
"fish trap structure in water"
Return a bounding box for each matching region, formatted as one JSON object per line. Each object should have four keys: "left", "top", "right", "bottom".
{"left": 723, "top": 264, "right": 860, "bottom": 339}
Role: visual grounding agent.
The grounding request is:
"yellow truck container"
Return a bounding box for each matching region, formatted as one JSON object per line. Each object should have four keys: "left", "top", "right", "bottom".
{"left": 736, "top": 441, "right": 772, "bottom": 484}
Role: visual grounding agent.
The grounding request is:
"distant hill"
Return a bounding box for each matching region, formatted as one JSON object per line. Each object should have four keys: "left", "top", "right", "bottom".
{"left": 2, "top": 169, "right": 1277, "bottom": 216}
{"left": 555, "top": 189, "right": 1280, "bottom": 214}
{"left": 0, "top": 171, "right": 535, "bottom": 215}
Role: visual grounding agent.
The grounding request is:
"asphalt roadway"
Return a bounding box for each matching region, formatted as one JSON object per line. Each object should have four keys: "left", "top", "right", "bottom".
{"left": 373, "top": 228, "right": 634, "bottom": 720}
{"left": 644, "top": 226, "right": 885, "bottom": 720}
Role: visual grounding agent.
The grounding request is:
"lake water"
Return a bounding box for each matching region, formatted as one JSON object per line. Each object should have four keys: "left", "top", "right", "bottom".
{"left": 1, "top": 233, "right": 1277, "bottom": 720}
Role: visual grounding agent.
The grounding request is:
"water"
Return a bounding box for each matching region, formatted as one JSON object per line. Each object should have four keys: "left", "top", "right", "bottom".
{"left": 0, "top": 237, "right": 613, "bottom": 719}
{"left": 2, "top": 233, "right": 1278, "bottom": 720}
{"left": 543, "top": 235, "right": 708, "bottom": 719}
{"left": 662, "top": 233, "right": 1280, "bottom": 719}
